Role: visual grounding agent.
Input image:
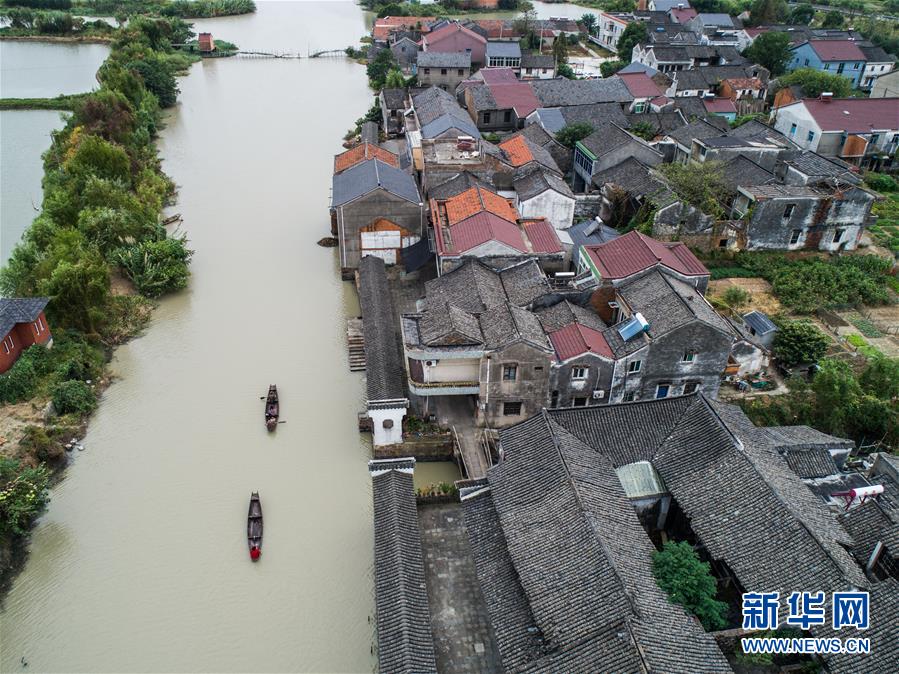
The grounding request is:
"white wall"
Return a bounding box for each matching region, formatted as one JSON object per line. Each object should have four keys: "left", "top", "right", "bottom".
{"left": 423, "top": 358, "right": 480, "bottom": 383}
{"left": 520, "top": 191, "right": 575, "bottom": 231}
{"left": 369, "top": 406, "right": 406, "bottom": 446}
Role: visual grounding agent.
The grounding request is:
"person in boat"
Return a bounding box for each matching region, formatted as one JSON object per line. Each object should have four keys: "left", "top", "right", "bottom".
{"left": 250, "top": 546, "right": 260, "bottom": 560}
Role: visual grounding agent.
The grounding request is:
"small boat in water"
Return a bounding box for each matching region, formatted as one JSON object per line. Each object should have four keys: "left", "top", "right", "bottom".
{"left": 264, "top": 385, "right": 279, "bottom": 431}
{"left": 247, "top": 492, "right": 263, "bottom": 561}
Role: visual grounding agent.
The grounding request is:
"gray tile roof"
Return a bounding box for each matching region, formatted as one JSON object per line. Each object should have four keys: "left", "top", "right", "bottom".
{"left": 825, "top": 577, "right": 899, "bottom": 673}
{"left": 0, "top": 297, "right": 49, "bottom": 338}
{"left": 520, "top": 53, "right": 554, "bottom": 69}
{"left": 423, "top": 258, "right": 548, "bottom": 314}
{"left": 381, "top": 87, "right": 406, "bottom": 109}
{"left": 782, "top": 447, "right": 840, "bottom": 478}
{"left": 427, "top": 171, "right": 492, "bottom": 200}
{"left": 591, "top": 157, "right": 677, "bottom": 206}
{"left": 414, "top": 86, "right": 466, "bottom": 126}
{"left": 370, "top": 460, "right": 438, "bottom": 674}
{"left": 838, "top": 500, "right": 897, "bottom": 567}
{"left": 719, "top": 154, "right": 776, "bottom": 193}
{"left": 534, "top": 299, "right": 607, "bottom": 333}
{"left": 486, "top": 41, "right": 521, "bottom": 58}
{"left": 530, "top": 78, "right": 634, "bottom": 107}
{"left": 359, "top": 256, "right": 406, "bottom": 402}
{"left": 479, "top": 303, "right": 551, "bottom": 351}
{"left": 782, "top": 150, "right": 861, "bottom": 185}
{"left": 558, "top": 101, "right": 630, "bottom": 129}
{"left": 513, "top": 168, "right": 573, "bottom": 202}
{"left": 418, "top": 50, "right": 471, "bottom": 68}
{"left": 419, "top": 302, "right": 483, "bottom": 346}
{"left": 331, "top": 159, "right": 421, "bottom": 207}
{"left": 360, "top": 120, "right": 379, "bottom": 145}
{"left": 462, "top": 411, "right": 732, "bottom": 672}
{"left": 579, "top": 124, "right": 657, "bottom": 161}
{"left": 666, "top": 117, "right": 727, "bottom": 147}
{"left": 420, "top": 113, "right": 482, "bottom": 140}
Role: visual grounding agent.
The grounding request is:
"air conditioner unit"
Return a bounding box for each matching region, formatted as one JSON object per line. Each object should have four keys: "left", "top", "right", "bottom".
{"left": 592, "top": 390, "right": 605, "bottom": 399}
{"left": 425, "top": 360, "right": 439, "bottom": 367}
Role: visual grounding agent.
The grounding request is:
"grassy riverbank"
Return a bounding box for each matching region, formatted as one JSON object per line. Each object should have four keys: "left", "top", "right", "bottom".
{"left": 0, "top": 12, "right": 198, "bottom": 594}
{"left": 0, "top": 93, "right": 89, "bottom": 110}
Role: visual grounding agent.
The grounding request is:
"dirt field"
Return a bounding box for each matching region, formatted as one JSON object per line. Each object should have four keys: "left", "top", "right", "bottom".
{"left": 707, "top": 277, "right": 783, "bottom": 316}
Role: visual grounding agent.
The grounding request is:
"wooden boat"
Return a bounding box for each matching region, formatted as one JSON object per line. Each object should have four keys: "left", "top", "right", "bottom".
{"left": 247, "top": 492, "right": 263, "bottom": 561}
{"left": 265, "top": 385, "right": 279, "bottom": 431}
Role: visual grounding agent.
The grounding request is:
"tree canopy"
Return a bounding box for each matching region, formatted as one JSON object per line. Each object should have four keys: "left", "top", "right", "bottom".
{"left": 749, "top": 0, "right": 788, "bottom": 26}
{"left": 776, "top": 68, "right": 853, "bottom": 98}
{"left": 822, "top": 10, "right": 844, "bottom": 29}
{"left": 652, "top": 541, "right": 728, "bottom": 631}
{"left": 555, "top": 122, "right": 594, "bottom": 148}
{"left": 773, "top": 320, "right": 830, "bottom": 367}
{"left": 788, "top": 3, "right": 815, "bottom": 24}
{"left": 616, "top": 21, "right": 648, "bottom": 62}
{"left": 657, "top": 161, "right": 728, "bottom": 219}
{"left": 743, "top": 31, "right": 792, "bottom": 76}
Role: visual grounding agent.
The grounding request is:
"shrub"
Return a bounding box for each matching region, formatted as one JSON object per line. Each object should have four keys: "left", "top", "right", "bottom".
{"left": 19, "top": 425, "right": 63, "bottom": 463}
{"left": 555, "top": 122, "right": 594, "bottom": 148}
{"left": 0, "top": 456, "right": 50, "bottom": 538}
{"left": 652, "top": 541, "right": 728, "bottom": 631}
{"left": 773, "top": 320, "right": 830, "bottom": 367}
{"left": 0, "top": 357, "right": 38, "bottom": 404}
{"left": 721, "top": 286, "right": 750, "bottom": 309}
{"left": 51, "top": 380, "right": 97, "bottom": 416}
{"left": 865, "top": 172, "right": 898, "bottom": 193}
{"left": 116, "top": 236, "right": 193, "bottom": 297}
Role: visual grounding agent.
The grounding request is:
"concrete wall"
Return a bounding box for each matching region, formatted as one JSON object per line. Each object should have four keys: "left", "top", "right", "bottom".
{"left": 519, "top": 191, "right": 576, "bottom": 231}
{"left": 549, "top": 353, "right": 615, "bottom": 408}
{"left": 637, "top": 322, "right": 732, "bottom": 400}
{"left": 421, "top": 358, "right": 480, "bottom": 383}
{"left": 478, "top": 343, "right": 552, "bottom": 428}
{"left": 369, "top": 405, "right": 407, "bottom": 446}
{"left": 419, "top": 65, "right": 471, "bottom": 91}
{"left": 336, "top": 191, "right": 424, "bottom": 270}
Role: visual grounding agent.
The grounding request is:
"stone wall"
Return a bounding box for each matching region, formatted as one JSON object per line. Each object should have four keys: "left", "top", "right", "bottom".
{"left": 372, "top": 433, "right": 456, "bottom": 461}
{"left": 574, "top": 194, "right": 603, "bottom": 219}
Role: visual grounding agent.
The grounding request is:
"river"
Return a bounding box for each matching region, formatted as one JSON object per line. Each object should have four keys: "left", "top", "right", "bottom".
{"left": 0, "top": 2, "right": 577, "bottom": 671}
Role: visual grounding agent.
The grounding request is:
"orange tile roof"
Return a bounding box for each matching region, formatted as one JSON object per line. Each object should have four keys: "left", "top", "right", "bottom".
{"left": 499, "top": 136, "right": 535, "bottom": 167}
{"left": 333, "top": 143, "right": 399, "bottom": 174}
{"left": 444, "top": 185, "right": 519, "bottom": 225}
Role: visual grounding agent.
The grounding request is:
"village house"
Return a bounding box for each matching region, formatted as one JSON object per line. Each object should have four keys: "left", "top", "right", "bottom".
{"left": 595, "top": 11, "right": 633, "bottom": 53}
{"left": 871, "top": 67, "right": 899, "bottom": 98}
{"left": 429, "top": 185, "right": 564, "bottom": 274}
{"left": 388, "top": 36, "right": 418, "bottom": 73}
{"left": 330, "top": 158, "right": 424, "bottom": 274}
{"left": 456, "top": 393, "right": 898, "bottom": 672}
{"left": 420, "top": 21, "right": 487, "bottom": 68}
{"left": 731, "top": 182, "right": 877, "bottom": 252}
{"left": 333, "top": 142, "right": 398, "bottom": 174}
{"left": 513, "top": 168, "right": 576, "bottom": 232}
{"left": 772, "top": 96, "right": 899, "bottom": 171}
{"left": 463, "top": 68, "right": 541, "bottom": 132}
{"left": 371, "top": 15, "right": 435, "bottom": 44}
{"left": 519, "top": 53, "right": 556, "bottom": 79}
{"left": 0, "top": 297, "right": 52, "bottom": 374}
{"left": 416, "top": 51, "right": 471, "bottom": 91}
{"left": 485, "top": 40, "right": 521, "bottom": 69}
{"left": 379, "top": 88, "right": 406, "bottom": 137}
{"left": 858, "top": 43, "right": 895, "bottom": 91}
{"left": 632, "top": 43, "right": 744, "bottom": 73}
{"left": 788, "top": 40, "right": 867, "bottom": 89}
{"left": 572, "top": 124, "right": 663, "bottom": 192}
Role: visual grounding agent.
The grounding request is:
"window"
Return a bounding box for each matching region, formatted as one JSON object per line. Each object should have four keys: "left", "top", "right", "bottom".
{"left": 718, "top": 238, "right": 728, "bottom": 248}
{"left": 502, "top": 364, "right": 518, "bottom": 381}
{"left": 804, "top": 58, "right": 809, "bottom": 66}
{"left": 853, "top": 62, "right": 859, "bottom": 69}
{"left": 790, "top": 229, "right": 802, "bottom": 244}
{"left": 575, "top": 149, "right": 594, "bottom": 175}
{"left": 504, "top": 110, "right": 512, "bottom": 123}
{"left": 837, "top": 63, "right": 844, "bottom": 74}
{"left": 783, "top": 203, "right": 796, "bottom": 219}
{"left": 628, "top": 360, "right": 642, "bottom": 373}
{"left": 572, "top": 366, "right": 589, "bottom": 380}
{"left": 457, "top": 68, "right": 464, "bottom": 76}
{"left": 624, "top": 391, "right": 636, "bottom": 402}
{"left": 698, "top": 145, "right": 707, "bottom": 158}
{"left": 824, "top": 63, "right": 830, "bottom": 70}
{"left": 634, "top": 102, "right": 646, "bottom": 113}
{"left": 655, "top": 384, "right": 670, "bottom": 399}
{"left": 503, "top": 401, "right": 522, "bottom": 416}
{"left": 484, "top": 112, "right": 491, "bottom": 124}
{"left": 840, "top": 133, "right": 848, "bottom": 147}
{"left": 833, "top": 228, "right": 845, "bottom": 243}
{"left": 683, "top": 381, "right": 700, "bottom": 395}
{"left": 534, "top": 366, "right": 543, "bottom": 372}
{"left": 550, "top": 390, "right": 559, "bottom": 408}
{"left": 573, "top": 397, "right": 588, "bottom": 407}
{"left": 441, "top": 68, "right": 447, "bottom": 75}
{"left": 789, "top": 123, "right": 797, "bottom": 137}
{"left": 423, "top": 68, "right": 430, "bottom": 75}
{"left": 871, "top": 134, "right": 880, "bottom": 145}
{"left": 3, "top": 334, "right": 13, "bottom": 354}
{"left": 682, "top": 351, "right": 695, "bottom": 363}
{"left": 807, "top": 130, "right": 815, "bottom": 143}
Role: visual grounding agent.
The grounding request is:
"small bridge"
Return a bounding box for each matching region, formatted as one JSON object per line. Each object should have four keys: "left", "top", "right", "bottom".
{"left": 236, "top": 48, "right": 347, "bottom": 59}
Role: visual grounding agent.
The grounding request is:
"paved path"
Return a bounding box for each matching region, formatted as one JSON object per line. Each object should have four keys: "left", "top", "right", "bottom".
{"left": 419, "top": 503, "right": 501, "bottom": 674}
{"left": 434, "top": 396, "right": 491, "bottom": 479}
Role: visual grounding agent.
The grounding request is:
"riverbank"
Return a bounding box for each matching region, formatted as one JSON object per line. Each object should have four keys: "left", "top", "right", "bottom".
{"left": 0, "top": 93, "right": 89, "bottom": 110}
{"left": 0, "top": 15, "right": 196, "bottom": 599}
{"left": 0, "top": 33, "right": 114, "bottom": 43}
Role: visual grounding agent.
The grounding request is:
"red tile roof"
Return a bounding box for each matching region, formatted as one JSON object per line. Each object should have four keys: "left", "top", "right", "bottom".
{"left": 372, "top": 16, "right": 435, "bottom": 41}
{"left": 808, "top": 40, "right": 866, "bottom": 62}
{"left": 436, "top": 212, "right": 527, "bottom": 255}
{"left": 498, "top": 136, "right": 534, "bottom": 167}
{"left": 521, "top": 218, "right": 563, "bottom": 254}
{"left": 333, "top": 143, "right": 398, "bottom": 173}
{"left": 703, "top": 97, "right": 737, "bottom": 114}
{"left": 444, "top": 185, "right": 519, "bottom": 225}
{"left": 471, "top": 19, "right": 521, "bottom": 39}
{"left": 549, "top": 323, "right": 614, "bottom": 361}
{"left": 583, "top": 231, "right": 709, "bottom": 280}
{"left": 423, "top": 22, "right": 487, "bottom": 47}
{"left": 669, "top": 8, "right": 697, "bottom": 23}
{"left": 619, "top": 72, "right": 663, "bottom": 99}
{"left": 798, "top": 97, "right": 899, "bottom": 133}
{"left": 489, "top": 81, "right": 541, "bottom": 118}
{"left": 479, "top": 67, "right": 519, "bottom": 84}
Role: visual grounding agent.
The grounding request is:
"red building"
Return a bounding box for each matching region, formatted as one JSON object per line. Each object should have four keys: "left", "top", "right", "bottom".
{"left": 0, "top": 298, "right": 52, "bottom": 374}
{"left": 198, "top": 32, "right": 215, "bottom": 53}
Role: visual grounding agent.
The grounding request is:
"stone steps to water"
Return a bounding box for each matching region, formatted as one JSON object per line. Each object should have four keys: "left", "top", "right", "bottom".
{"left": 347, "top": 318, "right": 366, "bottom": 371}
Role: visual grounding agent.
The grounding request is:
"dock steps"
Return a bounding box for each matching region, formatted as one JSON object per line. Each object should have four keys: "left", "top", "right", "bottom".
{"left": 347, "top": 317, "right": 366, "bottom": 371}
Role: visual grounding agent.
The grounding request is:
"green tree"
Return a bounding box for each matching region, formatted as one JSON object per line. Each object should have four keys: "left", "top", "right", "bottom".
{"left": 39, "top": 246, "right": 111, "bottom": 334}
{"left": 0, "top": 457, "right": 50, "bottom": 538}
{"left": 773, "top": 320, "right": 830, "bottom": 367}
{"left": 859, "top": 356, "right": 899, "bottom": 400}
{"left": 822, "top": 10, "right": 844, "bottom": 29}
{"left": 0, "top": 357, "right": 38, "bottom": 404}
{"left": 128, "top": 54, "right": 179, "bottom": 107}
{"left": 776, "top": 67, "right": 853, "bottom": 98}
{"left": 73, "top": 88, "right": 136, "bottom": 144}
{"left": 749, "top": 0, "right": 788, "bottom": 25}
{"left": 722, "top": 286, "right": 750, "bottom": 309}
{"left": 553, "top": 33, "right": 569, "bottom": 67}
{"left": 811, "top": 359, "right": 860, "bottom": 436}
{"left": 616, "top": 21, "right": 648, "bottom": 62}
{"left": 555, "top": 122, "right": 594, "bottom": 148}
{"left": 743, "top": 31, "right": 792, "bottom": 76}
{"left": 657, "top": 161, "right": 728, "bottom": 218}
{"left": 629, "top": 120, "right": 656, "bottom": 140}
{"left": 51, "top": 380, "right": 97, "bottom": 415}
{"left": 366, "top": 48, "right": 396, "bottom": 89}
{"left": 116, "top": 236, "right": 193, "bottom": 297}
{"left": 384, "top": 68, "right": 406, "bottom": 89}
{"left": 580, "top": 12, "right": 597, "bottom": 35}
{"left": 64, "top": 134, "right": 132, "bottom": 192}
{"left": 788, "top": 3, "right": 815, "bottom": 24}
{"left": 600, "top": 60, "right": 626, "bottom": 78}
{"left": 652, "top": 541, "right": 728, "bottom": 631}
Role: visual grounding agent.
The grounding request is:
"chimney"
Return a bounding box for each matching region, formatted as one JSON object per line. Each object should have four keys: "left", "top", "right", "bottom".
{"left": 820, "top": 91, "right": 834, "bottom": 101}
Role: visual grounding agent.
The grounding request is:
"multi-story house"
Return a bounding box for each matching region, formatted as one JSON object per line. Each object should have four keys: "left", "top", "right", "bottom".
{"left": 772, "top": 96, "right": 899, "bottom": 171}
{"left": 858, "top": 44, "right": 895, "bottom": 91}
{"left": 572, "top": 124, "right": 663, "bottom": 192}
{"left": 421, "top": 21, "right": 488, "bottom": 68}
{"left": 416, "top": 51, "right": 472, "bottom": 91}
{"left": 595, "top": 11, "right": 633, "bottom": 54}
{"left": 788, "top": 40, "right": 867, "bottom": 89}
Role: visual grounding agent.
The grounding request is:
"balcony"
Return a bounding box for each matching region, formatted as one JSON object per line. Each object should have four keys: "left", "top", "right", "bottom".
{"left": 408, "top": 379, "right": 480, "bottom": 397}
